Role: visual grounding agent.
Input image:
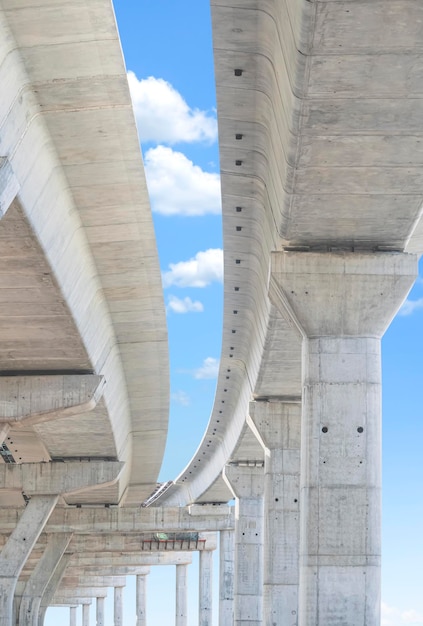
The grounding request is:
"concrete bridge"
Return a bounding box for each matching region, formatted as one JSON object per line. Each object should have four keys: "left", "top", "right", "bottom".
{"left": 0, "top": 1, "right": 421, "bottom": 625}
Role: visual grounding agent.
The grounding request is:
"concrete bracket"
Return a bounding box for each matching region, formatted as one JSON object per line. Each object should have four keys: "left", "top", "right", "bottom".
{"left": 0, "top": 375, "right": 105, "bottom": 427}
{"left": 0, "top": 460, "right": 124, "bottom": 495}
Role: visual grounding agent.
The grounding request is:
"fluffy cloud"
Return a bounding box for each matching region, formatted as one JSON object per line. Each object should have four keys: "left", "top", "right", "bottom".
{"left": 162, "top": 249, "right": 223, "bottom": 288}
{"left": 194, "top": 357, "right": 220, "bottom": 380}
{"left": 398, "top": 297, "right": 423, "bottom": 316}
{"left": 128, "top": 72, "right": 217, "bottom": 144}
{"left": 382, "top": 602, "right": 423, "bottom": 625}
{"left": 167, "top": 296, "right": 204, "bottom": 314}
{"left": 171, "top": 390, "right": 190, "bottom": 406}
{"left": 144, "top": 146, "right": 221, "bottom": 216}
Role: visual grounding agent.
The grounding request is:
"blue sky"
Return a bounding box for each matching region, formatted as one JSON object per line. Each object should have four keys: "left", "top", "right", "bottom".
{"left": 46, "top": 1, "right": 423, "bottom": 625}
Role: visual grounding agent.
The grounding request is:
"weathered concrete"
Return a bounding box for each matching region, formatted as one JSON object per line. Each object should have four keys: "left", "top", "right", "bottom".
{"left": 136, "top": 572, "right": 148, "bottom": 626}
{"left": 199, "top": 549, "right": 213, "bottom": 626}
{"left": 18, "top": 533, "right": 73, "bottom": 626}
{"left": 272, "top": 251, "right": 417, "bottom": 626}
{"left": 219, "top": 530, "right": 234, "bottom": 626}
{"left": 224, "top": 465, "right": 264, "bottom": 626}
{"left": 0, "top": 496, "right": 58, "bottom": 626}
{"left": 175, "top": 564, "right": 188, "bottom": 626}
{"left": 249, "top": 401, "right": 301, "bottom": 626}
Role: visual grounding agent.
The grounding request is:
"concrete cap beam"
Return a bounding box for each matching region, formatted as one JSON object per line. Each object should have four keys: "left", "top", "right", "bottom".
{"left": 0, "top": 461, "right": 123, "bottom": 495}
{"left": 0, "top": 375, "right": 105, "bottom": 426}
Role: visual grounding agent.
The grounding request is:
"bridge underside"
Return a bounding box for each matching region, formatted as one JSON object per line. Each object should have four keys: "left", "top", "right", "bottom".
{"left": 0, "top": 1, "right": 422, "bottom": 625}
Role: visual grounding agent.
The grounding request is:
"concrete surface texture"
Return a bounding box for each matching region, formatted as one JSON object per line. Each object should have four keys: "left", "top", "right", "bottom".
{"left": 0, "top": 0, "right": 422, "bottom": 625}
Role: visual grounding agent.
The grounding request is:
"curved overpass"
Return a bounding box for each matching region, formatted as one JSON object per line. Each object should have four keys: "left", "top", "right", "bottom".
{"left": 156, "top": 0, "right": 423, "bottom": 506}
{"left": 0, "top": 1, "right": 168, "bottom": 506}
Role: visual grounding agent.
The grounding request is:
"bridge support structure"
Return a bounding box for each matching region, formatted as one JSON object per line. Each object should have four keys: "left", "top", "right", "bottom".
{"left": 271, "top": 250, "right": 417, "bottom": 626}
{"left": 249, "top": 400, "right": 301, "bottom": 626}
{"left": 224, "top": 464, "right": 264, "bottom": 626}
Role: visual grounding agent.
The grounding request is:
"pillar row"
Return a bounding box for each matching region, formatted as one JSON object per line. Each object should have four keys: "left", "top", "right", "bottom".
{"left": 249, "top": 400, "right": 301, "bottom": 626}
{"left": 224, "top": 464, "right": 264, "bottom": 626}
{"left": 271, "top": 250, "right": 417, "bottom": 626}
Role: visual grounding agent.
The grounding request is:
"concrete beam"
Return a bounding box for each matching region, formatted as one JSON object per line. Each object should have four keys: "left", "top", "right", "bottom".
{"left": 61, "top": 576, "right": 126, "bottom": 588}
{"left": 66, "top": 566, "right": 150, "bottom": 578}
{"left": 0, "top": 505, "right": 234, "bottom": 532}
{"left": 65, "top": 552, "right": 193, "bottom": 568}
{"left": 0, "top": 158, "right": 19, "bottom": 218}
{"left": 52, "top": 598, "right": 93, "bottom": 605}
{"left": 0, "top": 461, "right": 123, "bottom": 496}
{"left": 54, "top": 587, "right": 109, "bottom": 599}
{"left": 0, "top": 375, "right": 105, "bottom": 426}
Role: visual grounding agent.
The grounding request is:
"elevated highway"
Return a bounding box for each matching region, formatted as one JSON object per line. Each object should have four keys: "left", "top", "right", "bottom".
{"left": 0, "top": 1, "right": 171, "bottom": 623}
{"left": 0, "top": 1, "right": 422, "bottom": 625}
{"left": 154, "top": 1, "right": 422, "bottom": 624}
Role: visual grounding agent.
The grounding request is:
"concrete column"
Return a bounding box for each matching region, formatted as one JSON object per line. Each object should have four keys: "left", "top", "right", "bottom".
{"left": 0, "top": 495, "right": 58, "bottom": 626}
{"left": 249, "top": 401, "right": 301, "bottom": 626}
{"left": 271, "top": 250, "right": 417, "bottom": 626}
{"left": 38, "top": 552, "right": 72, "bottom": 626}
{"left": 19, "top": 533, "right": 73, "bottom": 626}
{"left": 175, "top": 564, "right": 188, "bottom": 626}
{"left": 114, "top": 586, "right": 124, "bottom": 626}
{"left": 82, "top": 602, "right": 90, "bottom": 626}
{"left": 96, "top": 597, "right": 105, "bottom": 626}
{"left": 224, "top": 464, "right": 264, "bottom": 626}
{"left": 199, "top": 549, "right": 213, "bottom": 626}
{"left": 70, "top": 606, "right": 77, "bottom": 626}
{"left": 219, "top": 530, "right": 234, "bottom": 626}
{"left": 136, "top": 573, "right": 147, "bottom": 626}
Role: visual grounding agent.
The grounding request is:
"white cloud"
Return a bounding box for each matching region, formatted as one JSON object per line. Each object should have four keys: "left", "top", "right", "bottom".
{"left": 382, "top": 602, "right": 423, "bottom": 625}
{"left": 167, "top": 295, "right": 204, "bottom": 314}
{"left": 162, "top": 248, "right": 223, "bottom": 288}
{"left": 194, "top": 357, "right": 220, "bottom": 380}
{"left": 144, "top": 146, "right": 221, "bottom": 216}
{"left": 398, "top": 297, "right": 423, "bottom": 316}
{"left": 171, "top": 390, "right": 190, "bottom": 406}
{"left": 127, "top": 72, "right": 217, "bottom": 144}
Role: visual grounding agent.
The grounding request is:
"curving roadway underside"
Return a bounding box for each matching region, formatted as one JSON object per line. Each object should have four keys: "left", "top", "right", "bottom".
{"left": 157, "top": 0, "right": 423, "bottom": 506}
{"left": 0, "top": 0, "right": 169, "bottom": 506}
